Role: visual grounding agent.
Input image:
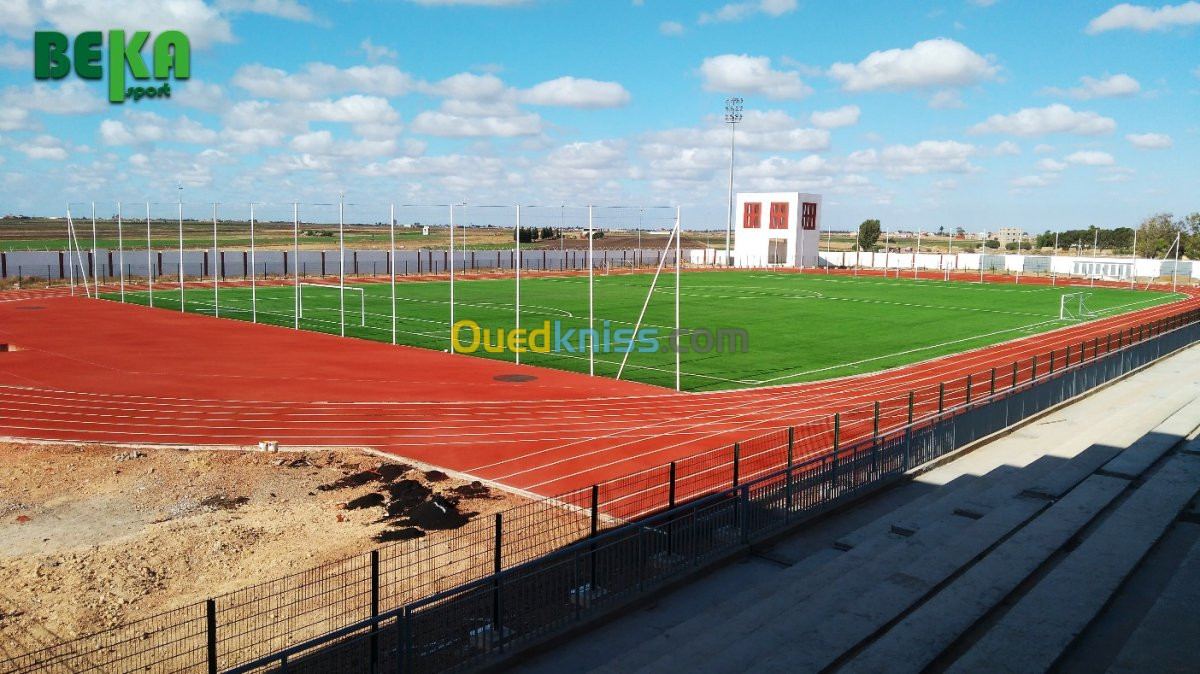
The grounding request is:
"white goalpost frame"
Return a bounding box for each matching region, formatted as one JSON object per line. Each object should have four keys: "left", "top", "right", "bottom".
{"left": 449, "top": 203, "right": 456, "bottom": 347}
{"left": 298, "top": 282, "right": 366, "bottom": 326}
{"left": 616, "top": 214, "right": 679, "bottom": 381}
{"left": 66, "top": 206, "right": 74, "bottom": 296}
{"left": 67, "top": 208, "right": 92, "bottom": 298}
{"left": 117, "top": 202, "right": 125, "bottom": 302}
{"left": 1059, "top": 291, "right": 1094, "bottom": 321}
{"left": 90, "top": 202, "right": 98, "bottom": 290}
{"left": 338, "top": 194, "right": 345, "bottom": 337}
{"left": 675, "top": 206, "right": 681, "bottom": 392}
{"left": 177, "top": 195, "right": 185, "bottom": 312}
{"left": 1052, "top": 231, "right": 1059, "bottom": 286}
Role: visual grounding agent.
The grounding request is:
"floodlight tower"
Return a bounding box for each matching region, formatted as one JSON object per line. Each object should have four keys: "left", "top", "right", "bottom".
{"left": 724, "top": 97, "right": 743, "bottom": 268}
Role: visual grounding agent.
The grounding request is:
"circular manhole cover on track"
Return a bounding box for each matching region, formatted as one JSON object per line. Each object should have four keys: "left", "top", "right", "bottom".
{"left": 493, "top": 374, "right": 538, "bottom": 383}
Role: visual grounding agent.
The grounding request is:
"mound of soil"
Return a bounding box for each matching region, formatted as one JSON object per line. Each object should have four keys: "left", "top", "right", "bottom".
{"left": 400, "top": 496, "right": 475, "bottom": 530}
{"left": 373, "top": 527, "right": 425, "bottom": 543}
{"left": 317, "top": 471, "right": 378, "bottom": 491}
{"left": 423, "top": 470, "right": 448, "bottom": 482}
{"left": 345, "top": 493, "right": 385, "bottom": 510}
{"left": 384, "top": 480, "right": 431, "bottom": 516}
{"left": 199, "top": 495, "right": 249, "bottom": 511}
{"left": 451, "top": 481, "right": 491, "bottom": 499}
{"left": 376, "top": 463, "right": 410, "bottom": 482}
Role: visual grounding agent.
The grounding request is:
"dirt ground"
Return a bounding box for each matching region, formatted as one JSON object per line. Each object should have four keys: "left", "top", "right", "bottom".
{"left": 0, "top": 442, "right": 526, "bottom": 662}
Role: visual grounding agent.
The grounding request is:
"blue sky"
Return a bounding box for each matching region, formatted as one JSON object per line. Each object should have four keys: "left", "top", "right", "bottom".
{"left": 0, "top": 0, "right": 1197, "bottom": 232}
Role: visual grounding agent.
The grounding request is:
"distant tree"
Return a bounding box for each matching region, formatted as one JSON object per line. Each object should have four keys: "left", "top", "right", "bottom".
{"left": 1136, "top": 213, "right": 1184, "bottom": 259}
{"left": 955, "top": 226, "right": 966, "bottom": 237}
{"left": 936, "top": 225, "right": 946, "bottom": 236}
{"left": 1183, "top": 212, "right": 1200, "bottom": 260}
{"left": 858, "top": 219, "right": 881, "bottom": 249}
{"left": 985, "top": 239, "right": 1001, "bottom": 249}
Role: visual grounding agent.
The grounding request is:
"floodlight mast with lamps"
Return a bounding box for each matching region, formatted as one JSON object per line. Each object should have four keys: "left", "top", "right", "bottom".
{"left": 724, "top": 97, "right": 743, "bottom": 268}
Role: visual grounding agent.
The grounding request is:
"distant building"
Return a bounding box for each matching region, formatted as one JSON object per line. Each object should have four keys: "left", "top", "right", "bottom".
{"left": 997, "top": 227, "right": 1024, "bottom": 247}
{"left": 976, "top": 231, "right": 991, "bottom": 241}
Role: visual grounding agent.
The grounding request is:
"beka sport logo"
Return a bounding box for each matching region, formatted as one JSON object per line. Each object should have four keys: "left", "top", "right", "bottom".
{"left": 34, "top": 30, "right": 190, "bottom": 103}
{"left": 450, "top": 320, "right": 749, "bottom": 356}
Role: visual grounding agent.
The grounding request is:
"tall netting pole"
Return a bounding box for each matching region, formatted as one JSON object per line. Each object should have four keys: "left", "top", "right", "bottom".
{"left": 117, "top": 202, "right": 125, "bottom": 302}
{"left": 66, "top": 205, "right": 75, "bottom": 296}
{"left": 177, "top": 195, "right": 185, "bottom": 312}
{"left": 1129, "top": 228, "right": 1137, "bottom": 290}
{"left": 338, "top": 194, "right": 345, "bottom": 337}
{"left": 515, "top": 204, "right": 521, "bottom": 365}
{"left": 675, "top": 206, "right": 681, "bottom": 392}
{"left": 212, "top": 203, "right": 219, "bottom": 318}
{"left": 90, "top": 202, "right": 98, "bottom": 289}
{"left": 449, "top": 203, "right": 455, "bottom": 342}
{"left": 293, "top": 202, "right": 299, "bottom": 329}
{"left": 1172, "top": 232, "right": 1180, "bottom": 292}
{"left": 389, "top": 203, "right": 397, "bottom": 345}
{"left": 588, "top": 205, "right": 595, "bottom": 376}
{"left": 146, "top": 201, "right": 154, "bottom": 308}
{"left": 1053, "top": 231, "right": 1059, "bottom": 286}
{"left": 250, "top": 203, "right": 257, "bottom": 323}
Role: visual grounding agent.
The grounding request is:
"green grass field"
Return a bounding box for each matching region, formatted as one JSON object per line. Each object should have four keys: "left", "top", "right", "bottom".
{"left": 102, "top": 271, "right": 1181, "bottom": 391}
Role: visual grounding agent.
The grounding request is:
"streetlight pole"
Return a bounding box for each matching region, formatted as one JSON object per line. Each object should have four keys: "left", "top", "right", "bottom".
{"left": 724, "top": 97, "right": 743, "bottom": 268}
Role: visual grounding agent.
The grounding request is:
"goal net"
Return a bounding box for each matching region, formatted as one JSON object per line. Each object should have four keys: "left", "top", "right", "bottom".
{"left": 1059, "top": 292, "right": 1096, "bottom": 321}
{"left": 298, "top": 282, "right": 366, "bottom": 327}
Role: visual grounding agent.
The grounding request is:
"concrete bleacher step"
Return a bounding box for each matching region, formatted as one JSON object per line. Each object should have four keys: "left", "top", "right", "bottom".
{"left": 841, "top": 474, "right": 1130, "bottom": 674}
{"left": 946, "top": 452, "right": 1200, "bottom": 674}
{"left": 1020, "top": 443, "right": 1123, "bottom": 500}
{"left": 1100, "top": 396, "right": 1200, "bottom": 479}
{"left": 1106, "top": 523, "right": 1200, "bottom": 673}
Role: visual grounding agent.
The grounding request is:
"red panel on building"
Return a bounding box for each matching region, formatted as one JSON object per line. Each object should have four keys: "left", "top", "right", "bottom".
{"left": 801, "top": 202, "right": 818, "bottom": 230}
{"left": 769, "top": 202, "right": 789, "bottom": 229}
{"left": 743, "top": 202, "right": 761, "bottom": 228}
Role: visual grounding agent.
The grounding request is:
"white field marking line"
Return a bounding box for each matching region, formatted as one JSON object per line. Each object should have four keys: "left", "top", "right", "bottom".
{"left": 483, "top": 299, "right": 1195, "bottom": 484}
{"left": 657, "top": 286, "right": 1056, "bottom": 319}
{"left": 749, "top": 274, "right": 1066, "bottom": 295}
{"left": 752, "top": 318, "right": 1062, "bottom": 385}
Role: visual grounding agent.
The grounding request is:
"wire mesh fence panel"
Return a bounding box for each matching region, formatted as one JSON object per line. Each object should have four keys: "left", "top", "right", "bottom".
{"left": 598, "top": 463, "right": 673, "bottom": 521}
{"left": 0, "top": 603, "right": 208, "bottom": 674}
{"left": 736, "top": 428, "right": 790, "bottom": 485}
{"left": 378, "top": 515, "right": 494, "bottom": 612}
{"left": 213, "top": 552, "right": 374, "bottom": 670}
{"left": 499, "top": 491, "right": 593, "bottom": 570}
{"left": 672, "top": 444, "right": 737, "bottom": 503}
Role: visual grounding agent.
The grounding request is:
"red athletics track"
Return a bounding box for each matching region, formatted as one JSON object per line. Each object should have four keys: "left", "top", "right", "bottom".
{"left": 1, "top": 272, "right": 1197, "bottom": 501}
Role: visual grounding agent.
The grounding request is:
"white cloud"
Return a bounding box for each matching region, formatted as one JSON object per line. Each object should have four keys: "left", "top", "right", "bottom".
{"left": 360, "top": 38, "right": 398, "bottom": 63}
{"left": 1126, "top": 132, "right": 1172, "bottom": 149}
{"left": 1099, "top": 166, "right": 1136, "bottom": 182}
{"left": 15, "top": 135, "right": 68, "bottom": 161}
{"left": 232, "top": 63, "right": 413, "bottom": 100}
{"left": 172, "top": 80, "right": 228, "bottom": 112}
{"left": 932, "top": 178, "right": 959, "bottom": 190}
{"left": 828, "top": 38, "right": 999, "bottom": 92}
{"left": 969, "top": 104, "right": 1116, "bottom": 137}
{"left": 1086, "top": 2, "right": 1200, "bottom": 33}
{"left": 544, "top": 140, "right": 627, "bottom": 169}
{"left": 659, "top": 20, "right": 685, "bottom": 35}
{"left": 645, "top": 110, "right": 830, "bottom": 152}
{"left": 1033, "top": 143, "right": 1055, "bottom": 153}
{"left": 699, "top": 54, "right": 813, "bottom": 99}
{"left": 1040, "top": 73, "right": 1141, "bottom": 99}
{"left": 410, "top": 110, "right": 542, "bottom": 137}
{"left": 1011, "top": 174, "right": 1057, "bottom": 188}
{"left": 992, "top": 141, "right": 1021, "bottom": 155}
{"left": 699, "top": 0, "right": 797, "bottom": 23}
{"left": 289, "top": 130, "right": 397, "bottom": 157}
{"left": 421, "top": 72, "right": 507, "bottom": 101}
{"left": 99, "top": 111, "right": 218, "bottom": 146}
{"left": 2, "top": 0, "right": 234, "bottom": 48}
{"left": 520, "top": 77, "right": 632, "bottom": 108}
{"left": 1037, "top": 158, "right": 1067, "bottom": 171}
{"left": 215, "top": 0, "right": 318, "bottom": 23}
{"left": 1065, "top": 150, "right": 1115, "bottom": 165}
{"left": 846, "top": 140, "right": 982, "bottom": 175}
{"left": 0, "top": 107, "right": 34, "bottom": 131}
{"left": 307, "top": 95, "right": 400, "bottom": 124}
{"left": 1, "top": 80, "right": 107, "bottom": 115}
{"left": 928, "top": 90, "right": 966, "bottom": 109}
{"left": 810, "top": 105, "right": 860, "bottom": 129}
{"left": 0, "top": 41, "right": 24, "bottom": 68}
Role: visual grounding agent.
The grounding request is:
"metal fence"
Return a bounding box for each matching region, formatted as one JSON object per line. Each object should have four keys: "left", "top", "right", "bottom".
{"left": 3, "top": 307, "right": 1198, "bottom": 674}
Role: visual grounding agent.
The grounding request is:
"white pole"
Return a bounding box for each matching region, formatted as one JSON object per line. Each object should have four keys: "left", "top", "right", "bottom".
{"left": 885, "top": 228, "right": 891, "bottom": 274}
{"left": 1129, "top": 228, "right": 1137, "bottom": 290}
{"left": 146, "top": 202, "right": 153, "bottom": 307}
{"left": 588, "top": 205, "right": 594, "bottom": 376}
{"left": 390, "top": 203, "right": 396, "bottom": 345}
{"left": 725, "top": 120, "right": 735, "bottom": 267}
{"left": 854, "top": 229, "right": 860, "bottom": 276}
{"left": 250, "top": 203, "right": 257, "bottom": 323}
{"left": 117, "top": 202, "right": 125, "bottom": 302}
{"left": 67, "top": 211, "right": 93, "bottom": 298}
{"left": 90, "top": 201, "right": 98, "bottom": 289}
{"left": 338, "top": 193, "right": 345, "bottom": 337}
{"left": 66, "top": 206, "right": 75, "bottom": 296}
{"left": 293, "top": 202, "right": 299, "bottom": 328}
{"left": 617, "top": 222, "right": 678, "bottom": 380}
{"left": 675, "top": 206, "right": 681, "bottom": 392}
{"left": 1172, "top": 232, "right": 1180, "bottom": 292}
{"left": 914, "top": 229, "right": 921, "bottom": 278}
{"left": 515, "top": 204, "right": 521, "bottom": 365}
{"left": 1052, "top": 231, "right": 1059, "bottom": 286}
{"left": 177, "top": 191, "right": 184, "bottom": 312}
{"left": 449, "top": 203, "right": 455, "bottom": 343}
{"left": 213, "top": 203, "right": 219, "bottom": 317}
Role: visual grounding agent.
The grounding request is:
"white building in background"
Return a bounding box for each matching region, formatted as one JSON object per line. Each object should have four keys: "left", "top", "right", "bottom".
{"left": 733, "top": 192, "right": 822, "bottom": 267}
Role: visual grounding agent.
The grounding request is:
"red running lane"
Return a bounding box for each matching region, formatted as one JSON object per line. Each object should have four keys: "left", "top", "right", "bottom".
{"left": 1, "top": 277, "right": 1196, "bottom": 499}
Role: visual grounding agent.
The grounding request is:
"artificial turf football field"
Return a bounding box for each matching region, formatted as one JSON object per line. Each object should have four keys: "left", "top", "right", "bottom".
{"left": 103, "top": 271, "right": 1180, "bottom": 392}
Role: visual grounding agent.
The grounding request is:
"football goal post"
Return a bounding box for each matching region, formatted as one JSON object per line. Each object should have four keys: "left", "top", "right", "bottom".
{"left": 298, "top": 282, "right": 366, "bottom": 327}
{"left": 1059, "top": 292, "right": 1095, "bottom": 321}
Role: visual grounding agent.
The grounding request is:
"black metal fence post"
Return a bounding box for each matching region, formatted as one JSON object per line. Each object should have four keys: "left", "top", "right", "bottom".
{"left": 938, "top": 383, "right": 945, "bottom": 415}
{"left": 206, "top": 599, "right": 217, "bottom": 674}
{"left": 990, "top": 367, "right": 996, "bottom": 396}
{"left": 492, "top": 512, "right": 503, "bottom": 652}
{"left": 589, "top": 485, "right": 598, "bottom": 591}
{"left": 732, "top": 443, "right": 740, "bottom": 487}
{"left": 966, "top": 374, "right": 973, "bottom": 405}
{"left": 1032, "top": 354, "right": 1038, "bottom": 380}
{"left": 370, "top": 550, "right": 379, "bottom": 672}
{"left": 1049, "top": 349, "right": 1056, "bottom": 374}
